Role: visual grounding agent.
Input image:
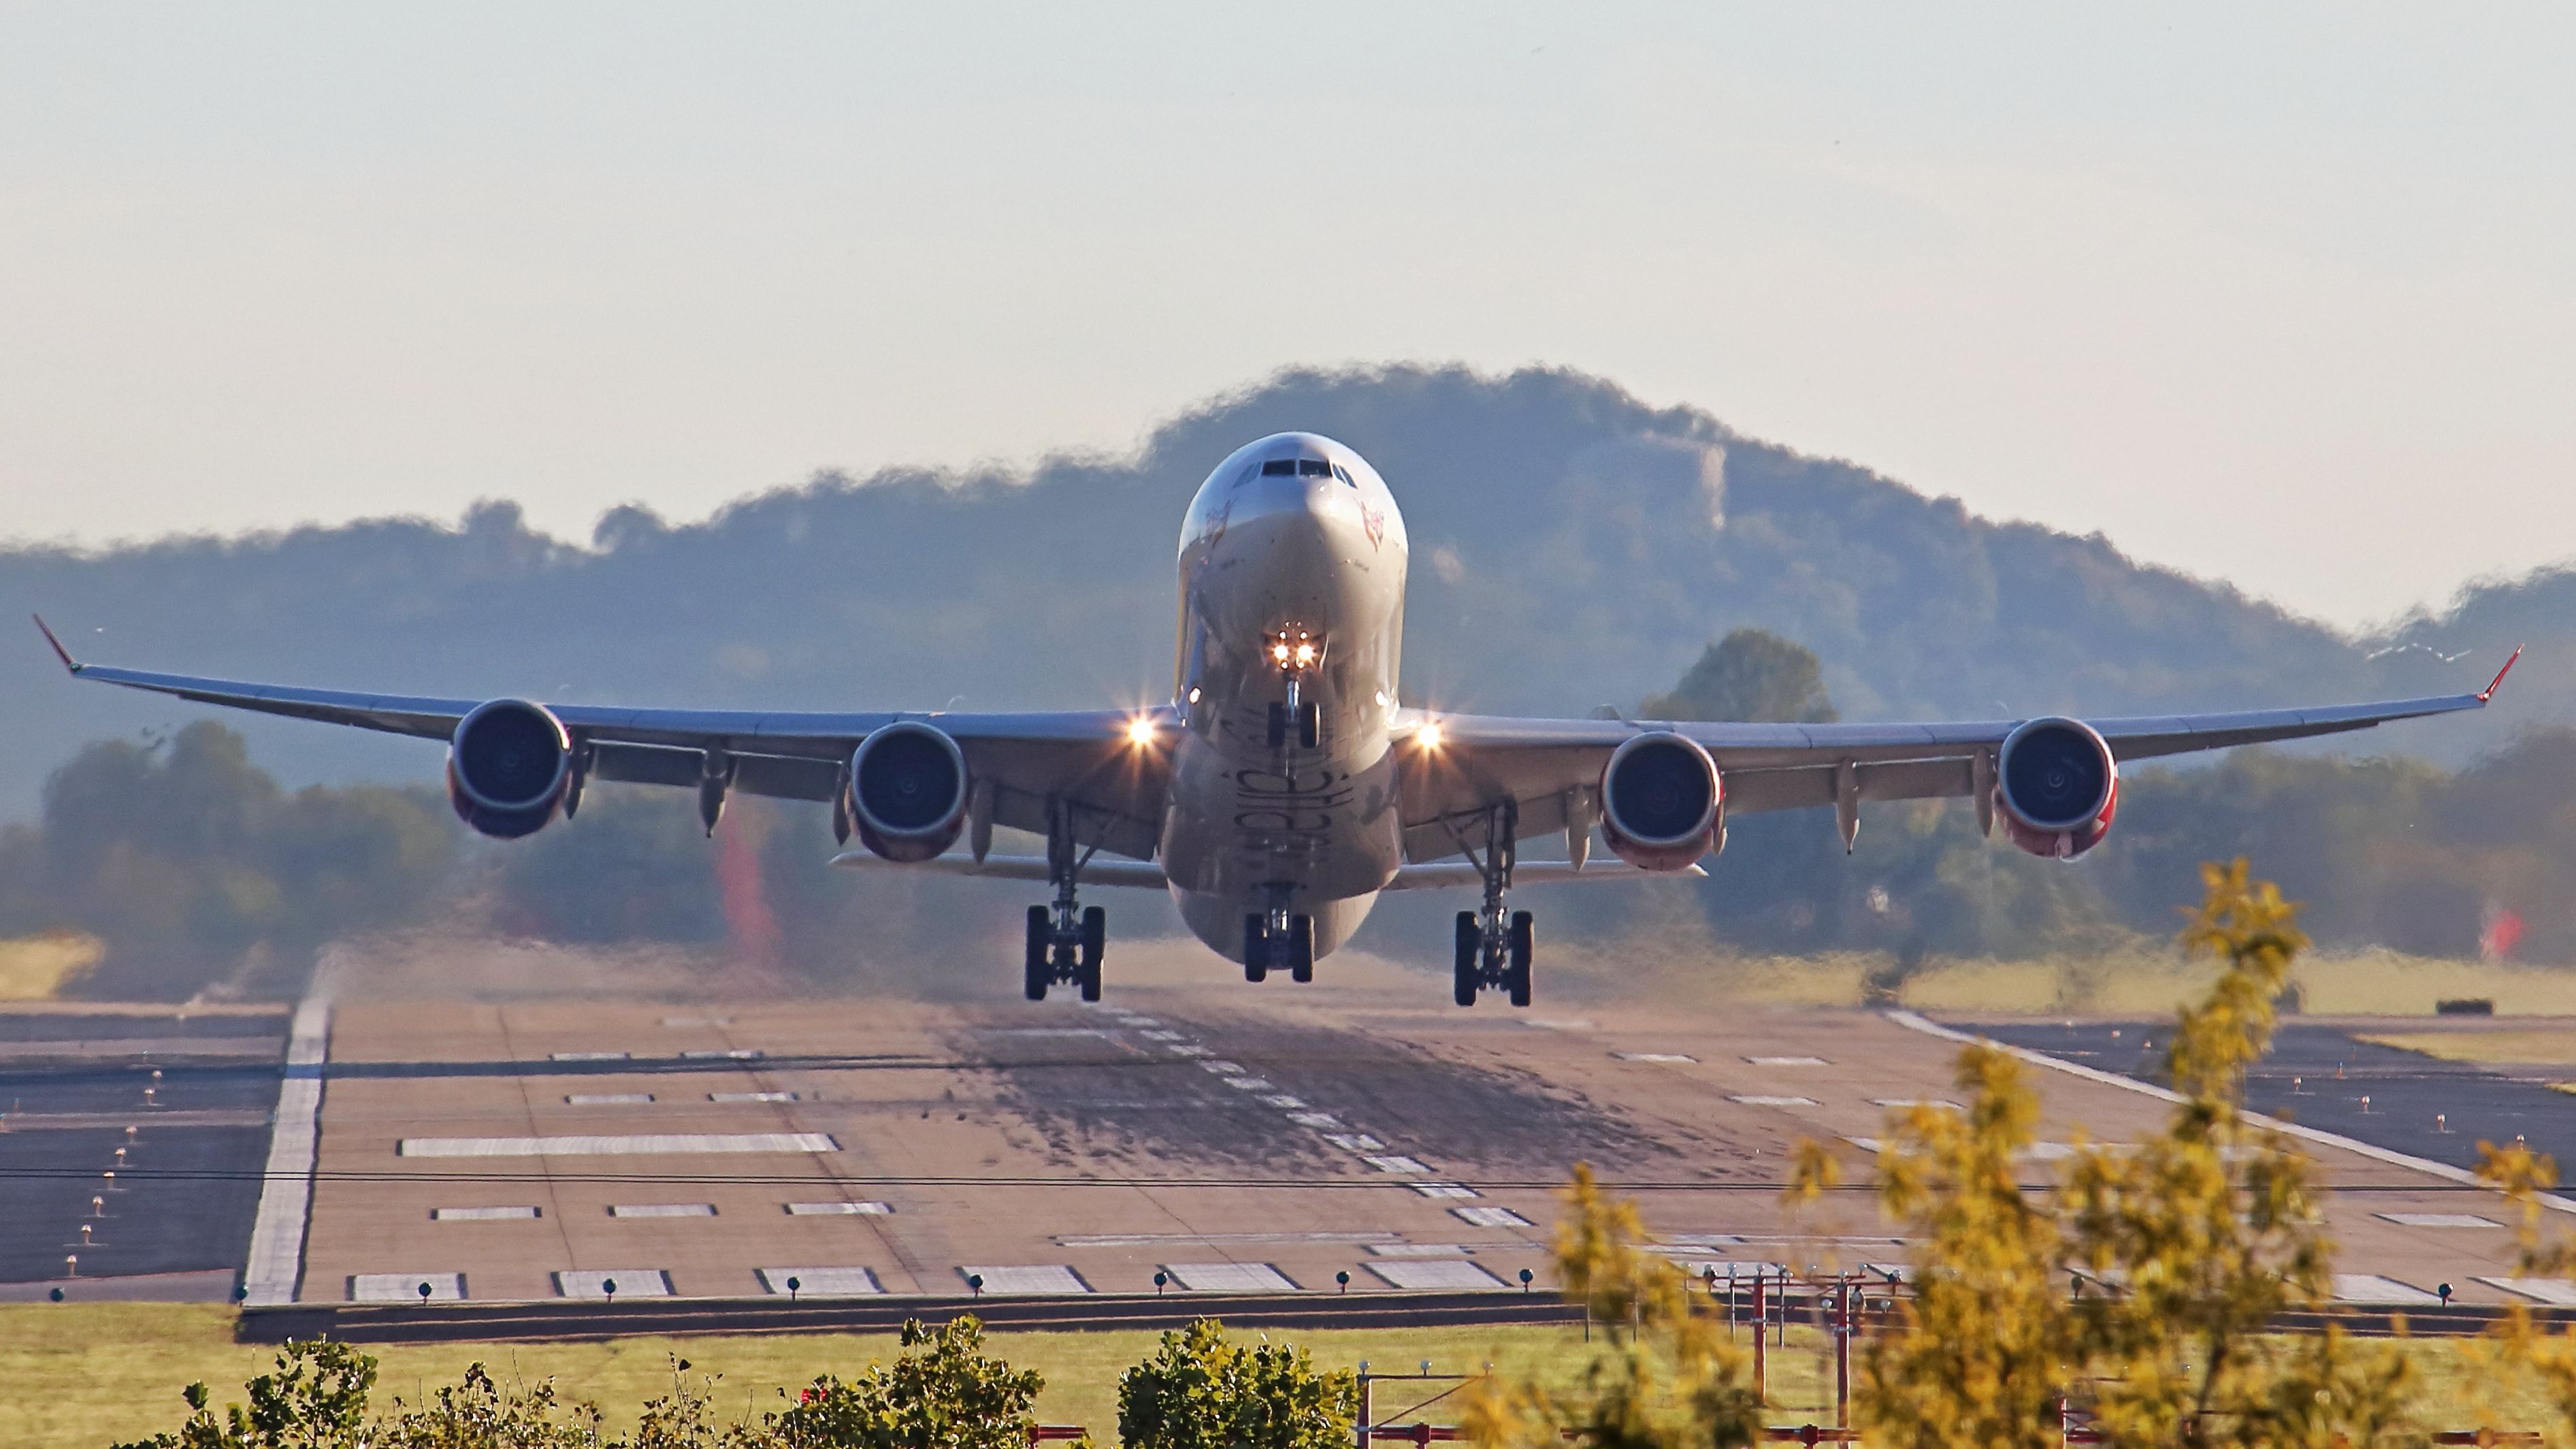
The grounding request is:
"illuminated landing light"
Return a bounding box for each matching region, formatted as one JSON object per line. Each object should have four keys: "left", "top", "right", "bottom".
{"left": 1416, "top": 722, "right": 1444, "bottom": 751}
{"left": 1125, "top": 715, "right": 1159, "bottom": 747}
{"left": 1292, "top": 642, "right": 1316, "bottom": 666}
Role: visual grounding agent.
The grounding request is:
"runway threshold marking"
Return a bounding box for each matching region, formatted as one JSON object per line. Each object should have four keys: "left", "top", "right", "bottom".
{"left": 758, "top": 1267, "right": 883, "bottom": 1296}
{"left": 432, "top": 1205, "right": 540, "bottom": 1220}
{"left": 396, "top": 1132, "right": 839, "bottom": 1156}
{"left": 352, "top": 1272, "right": 463, "bottom": 1301}
{"left": 961, "top": 1264, "right": 1091, "bottom": 1295}
{"left": 555, "top": 1269, "right": 671, "bottom": 1299}
{"left": 242, "top": 994, "right": 330, "bottom": 1307}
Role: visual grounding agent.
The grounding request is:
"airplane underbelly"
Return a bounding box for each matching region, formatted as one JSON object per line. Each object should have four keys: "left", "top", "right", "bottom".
{"left": 1160, "top": 732, "right": 1401, "bottom": 962}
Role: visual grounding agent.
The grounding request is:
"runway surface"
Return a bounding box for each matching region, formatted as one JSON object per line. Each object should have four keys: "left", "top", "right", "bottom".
{"left": 0, "top": 1006, "right": 284, "bottom": 1296}
{"left": 287, "top": 950, "right": 2558, "bottom": 1312}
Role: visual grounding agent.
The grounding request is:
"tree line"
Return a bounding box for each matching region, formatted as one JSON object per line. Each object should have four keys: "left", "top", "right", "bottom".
{"left": 2, "top": 631, "right": 2569, "bottom": 1000}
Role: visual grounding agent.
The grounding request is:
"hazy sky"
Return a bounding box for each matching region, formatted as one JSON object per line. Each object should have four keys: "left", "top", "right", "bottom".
{"left": 3, "top": 4, "right": 2569, "bottom": 629}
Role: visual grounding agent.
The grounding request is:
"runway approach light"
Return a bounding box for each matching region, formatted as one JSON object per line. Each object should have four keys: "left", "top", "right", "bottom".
{"left": 1125, "top": 715, "right": 1158, "bottom": 747}
{"left": 1416, "top": 722, "right": 1444, "bottom": 751}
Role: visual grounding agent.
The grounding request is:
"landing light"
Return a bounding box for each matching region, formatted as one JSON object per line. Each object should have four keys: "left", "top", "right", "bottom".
{"left": 1125, "top": 716, "right": 1158, "bottom": 747}
{"left": 1293, "top": 642, "right": 1316, "bottom": 666}
{"left": 1416, "top": 722, "right": 1444, "bottom": 751}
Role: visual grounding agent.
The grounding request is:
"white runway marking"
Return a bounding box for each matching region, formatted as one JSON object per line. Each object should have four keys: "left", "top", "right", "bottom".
{"left": 2481, "top": 1277, "right": 2576, "bottom": 1305}
{"left": 1168, "top": 1044, "right": 1211, "bottom": 1057}
{"left": 609, "top": 1203, "right": 716, "bottom": 1218}
{"left": 1615, "top": 1052, "right": 1695, "bottom": 1063}
{"left": 1323, "top": 1134, "right": 1388, "bottom": 1152}
{"left": 244, "top": 996, "right": 329, "bottom": 1306}
{"left": 433, "top": 1205, "right": 540, "bottom": 1221}
{"left": 351, "top": 1273, "right": 464, "bottom": 1301}
{"left": 1223, "top": 1077, "right": 1274, "bottom": 1091}
{"left": 1728, "top": 1095, "right": 1817, "bottom": 1107}
{"left": 1364, "top": 1154, "right": 1431, "bottom": 1173}
{"left": 1414, "top": 1183, "right": 1480, "bottom": 1199}
{"left": 962, "top": 1264, "right": 1090, "bottom": 1295}
{"left": 1199, "top": 1060, "right": 1245, "bottom": 1074}
{"left": 1452, "top": 1206, "right": 1532, "bottom": 1228}
{"left": 1369, "top": 1260, "right": 1506, "bottom": 1290}
{"left": 1263, "top": 1094, "right": 1308, "bottom": 1108}
{"left": 760, "top": 1267, "right": 883, "bottom": 1296}
{"left": 1289, "top": 1111, "right": 1341, "bottom": 1128}
{"left": 2333, "top": 1274, "right": 2442, "bottom": 1305}
{"left": 1058, "top": 1232, "right": 1397, "bottom": 1248}
{"left": 566, "top": 1093, "right": 654, "bottom": 1105}
{"left": 555, "top": 1269, "right": 670, "bottom": 1299}
{"left": 787, "top": 1201, "right": 893, "bottom": 1216}
{"left": 709, "top": 1091, "right": 800, "bottom": 1103}
{"left": 2375, "top": 1212, "right": 2501, "bottom": 1228}
{"left": 1162, "top": 1261, "right": 1299, "bottom": 1292}
{"left": 549, "top": 1051, "right": 630, "bottom": 1062}
{"left": 1872, "top": 1099, "right": 1961, "bottom": 1109}
{"left": 1748, "top": 1056, "right": 1827, "bottom": 1067}
{"left": 1368, "top": 1243, "right": 1469, "bottom": 1257}
{"left": 683, "top": 1048, "right": 763, "bottom": 1060}
{"left": 1139, "top": 1030, "right": 1184, "bottom": 1041}
{"left": 399, "top": 1133, "right": 838, "bottom": 1157}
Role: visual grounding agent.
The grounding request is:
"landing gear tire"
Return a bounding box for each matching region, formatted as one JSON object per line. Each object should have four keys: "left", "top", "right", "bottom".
{"left": 1297, "top": 701, "right": 1321, "bottom": 749}
{"left": 1243, "top": 916, "right": 1269, "bottom": 983}
{"left": 1024, "top": 906, "right": 1051, "bottom": 1002}
{"left": 1506, "top": 910, "right": 1535, "bottom": 1008}
{"left": 1077, "top": 906, "right": 1105, "bottom": 1003}
{"left": 1453, "top": 911, "right": 1479, "bottom": 1007}
{"left": 1285, "top": 914, "right": 1315, "bottom": 983}
{"left": 1266, "top": 703, "right": 1289, "bottom": 749}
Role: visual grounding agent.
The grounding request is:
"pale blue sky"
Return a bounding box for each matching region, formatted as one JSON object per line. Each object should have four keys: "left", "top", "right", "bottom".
{"left": 2, "top": 3, "right": 2569, "bottom": 627}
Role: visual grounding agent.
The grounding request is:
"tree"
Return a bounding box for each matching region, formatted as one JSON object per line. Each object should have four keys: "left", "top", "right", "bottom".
{"left": 1465, "top": 1165, "right": 1761, "bottom": 1449}
{"left": 1117, "top": 1319, "right": 1354, "bottom": 1449}
{"left": 1641, "top": 630, "right": 1838, "bottom": 724}
{"left": 110, "top": 1339, "right": 378, "bottom": 1449}
{"left": 763, "top": 1317, "right": 1043, "bottom": 1449}
{"left": 1786, "top": 860, "right": 2428, "bottom": 1448}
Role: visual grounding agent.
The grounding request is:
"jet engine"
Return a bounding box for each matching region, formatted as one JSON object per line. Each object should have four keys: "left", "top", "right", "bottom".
{"left": 1599, "top": 731, "right": 1723, "bottom": 871}
{"left": 446, "top": 698, "right": 572, "bottom": 839}
{"left": 847, "top": 721, "right": 969, "bottom": 862}
{"left": 1993, "top": 716, "right": 2119, "bottom": 860}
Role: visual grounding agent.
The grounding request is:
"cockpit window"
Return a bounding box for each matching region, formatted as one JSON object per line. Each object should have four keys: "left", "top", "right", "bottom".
{"left": 1260, "top": 459, "right": 1298, "bottom": 476}
{"left": 1297, "top": 459, "right": 1331, "bottom": 476}
{"left": 1331, "top": 464, "right": 1354, "bottom": 486}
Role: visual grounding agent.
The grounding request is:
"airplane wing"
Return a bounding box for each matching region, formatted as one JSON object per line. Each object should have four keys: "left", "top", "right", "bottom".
{"left": 33, "top": 619, "right": 1171, "bottom": 862}
{"left": 1394, "top": 651, "right": 2520, "bottom": 864}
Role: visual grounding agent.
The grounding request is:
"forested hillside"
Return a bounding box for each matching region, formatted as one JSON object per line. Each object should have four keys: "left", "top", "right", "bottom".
{"left": 3, "top": 365, "right": 2547, "bottom": 822}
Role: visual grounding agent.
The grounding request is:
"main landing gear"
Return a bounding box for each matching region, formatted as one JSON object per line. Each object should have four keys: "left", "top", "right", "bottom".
{"left": 1448, "top": 802, "right": 1535, "bottom": 1008}
{"left": 1242, "top": 901, "right": 1315, "bottom": 985}
{"left": 1024, "top": 804, "right": 1105, "bottom": 1003}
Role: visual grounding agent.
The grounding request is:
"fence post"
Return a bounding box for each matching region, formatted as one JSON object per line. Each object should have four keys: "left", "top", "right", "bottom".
{"left": 1356, "top": 1363, "right": 1371, "bottom": 1449}
{"left": 1834, "top": 1275, "right": 1851, "bottom": 1431}
{"left": 1752, "top": 1272, "right": 1767, "bottom": 1404}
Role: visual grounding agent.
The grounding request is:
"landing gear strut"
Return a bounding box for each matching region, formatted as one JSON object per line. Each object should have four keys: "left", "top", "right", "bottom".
{"left": 1243, "top": 900, "right": 1315, "bottom": 985}
{"left": 1024, "top": 802, "right": 1105, "bottom": 1003}
{"left": 1447, "top": 802, "right": 1534, "bottom": 1007}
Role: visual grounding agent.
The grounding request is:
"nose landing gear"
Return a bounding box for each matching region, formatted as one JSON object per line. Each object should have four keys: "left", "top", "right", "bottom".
{"left": 1243, "top": 905, "right": 1315, "bottom": 984}
{"left": 1446, "top": 802, "right": 1535, "bottom": 1007}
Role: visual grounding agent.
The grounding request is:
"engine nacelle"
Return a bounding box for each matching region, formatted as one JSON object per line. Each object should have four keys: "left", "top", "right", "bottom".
{"left": 847, "top": 721, "right": 969, "bottom": 862}
{"left": 1599, "top": 731, "right": 1723, "bottom": 871}
{"left": 446, "top": 698, "right": 572, "bottom": 839}
{"left": 1994, "top": 716, "right": 2119, "bottom": 860}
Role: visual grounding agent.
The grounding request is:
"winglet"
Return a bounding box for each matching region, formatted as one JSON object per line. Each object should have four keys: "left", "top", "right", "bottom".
{"left": 2479, "top": 644, "right": 2524, "bottom": 702}
{"left": 31, "top": 615, "right": 79, "bottom": 673}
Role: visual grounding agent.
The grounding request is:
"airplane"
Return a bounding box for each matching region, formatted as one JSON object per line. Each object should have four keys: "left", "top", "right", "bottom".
{"left": 35, "top": 432, "right": 2521, "bottom": 1007}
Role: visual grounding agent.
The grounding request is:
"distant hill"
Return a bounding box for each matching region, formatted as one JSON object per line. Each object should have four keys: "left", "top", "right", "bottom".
{"left": 0, "top": 364, "right": 2550, "bottom": 818}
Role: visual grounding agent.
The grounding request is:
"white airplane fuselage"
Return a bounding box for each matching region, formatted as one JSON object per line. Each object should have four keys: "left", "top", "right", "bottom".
{"left": 1161, "top": 432, "right": 1409, "bottom": 963}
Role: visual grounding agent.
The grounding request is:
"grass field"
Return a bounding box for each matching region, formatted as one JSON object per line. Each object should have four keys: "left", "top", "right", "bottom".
{"left": 0, "top": 1305, "right": 1855, "bottom": 1448}
{"left": 2358, "top": 1029, "right": 2576, "bottom": 1065}
{"left": 5, "top": 1305, "right": 2568, "bottom": 1447}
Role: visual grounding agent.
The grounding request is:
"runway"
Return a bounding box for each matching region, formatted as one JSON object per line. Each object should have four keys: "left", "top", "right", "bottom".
{"left": 274, "top": 947, "right": 2556, "bottom": 1316}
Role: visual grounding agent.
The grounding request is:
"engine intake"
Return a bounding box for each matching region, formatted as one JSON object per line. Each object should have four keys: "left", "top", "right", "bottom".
{"left": 1599, "top": 732, "right": 1722, "bottom": 871}
{"left": 848, "top": 721, "right": 968, "bottom": 862}
{"left": 447, "top": 699, "right": 572, "bottom": 839}
{"left": 1994, "top": 716, "right": 2118, "bottom": 860}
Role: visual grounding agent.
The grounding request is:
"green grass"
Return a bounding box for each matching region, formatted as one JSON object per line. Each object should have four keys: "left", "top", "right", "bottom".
{"left": 0, "top": 1305, "right": 1861, "bottom": 1448}
{"left": 7, "top": 1305, "right": 2561, "bottom": 1447}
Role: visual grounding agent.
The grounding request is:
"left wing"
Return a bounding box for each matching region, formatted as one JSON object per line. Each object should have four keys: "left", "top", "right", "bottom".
{"left": 1396, "top": 652, "right": 2520, "bottom": 864}
{"left": 34, "top": 619, "right": 1171, "bottom": 861}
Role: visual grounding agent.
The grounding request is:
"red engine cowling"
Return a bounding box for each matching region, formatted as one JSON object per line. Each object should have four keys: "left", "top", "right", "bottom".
{"left": 1993, "top": 716, "right": 2119, "bottom": 860}
{"left": 1599, "top": 731, "right": 1723, "bottom": 871}
{"left": 446, "top": 698, "right": 572, "bottom": 839}
{"left": 847, "top": 721, "right": 969, "bottom": 862}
